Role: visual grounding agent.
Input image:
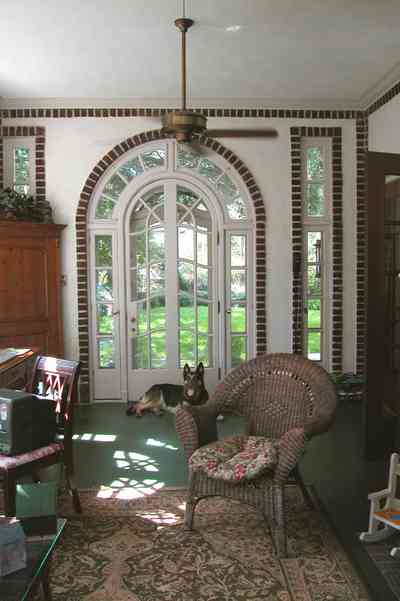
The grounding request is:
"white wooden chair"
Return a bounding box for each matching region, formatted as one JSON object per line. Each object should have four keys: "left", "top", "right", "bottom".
{"left": 360, "top": 452, "right": 400, "bottom": 557}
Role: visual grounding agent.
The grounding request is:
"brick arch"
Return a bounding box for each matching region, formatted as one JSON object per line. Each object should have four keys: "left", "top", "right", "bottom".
{"left": 76, "top": 129, "right": 267, "bottom": 402}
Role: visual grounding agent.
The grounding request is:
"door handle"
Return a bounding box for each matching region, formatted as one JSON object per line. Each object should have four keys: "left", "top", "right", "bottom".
{"left": 112, "top": 310, "right": 120, "bottom": 316}
{"left": 226, "top": 309, "right": 232, "bottom": 314}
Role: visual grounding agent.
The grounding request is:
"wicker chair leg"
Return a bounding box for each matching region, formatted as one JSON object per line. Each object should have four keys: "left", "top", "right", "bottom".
{"left": 265, "top": 484, "right": 273, "bottom": 527}
{"left": 272, "top": 483, "right": 287, "bottom": 557}
{"left": 292, "top": 465, "right": 314, "bottom": 510}
{"left": 184, "top": 472, "right": 197, "bottom": 530}
{"left": 184, "top": 500, "right": 196, "bottom": 530}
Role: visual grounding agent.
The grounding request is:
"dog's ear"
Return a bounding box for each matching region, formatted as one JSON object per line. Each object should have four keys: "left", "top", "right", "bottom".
{"left": 183, "top": 363, "right": 191, "bottom": 380}
{"left": 196, "top": 362, "right": 205, "bottom": 378}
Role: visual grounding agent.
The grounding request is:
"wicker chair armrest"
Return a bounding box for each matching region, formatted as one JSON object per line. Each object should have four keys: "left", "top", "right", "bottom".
{"left": 175, "top": 402, "right": 219, "bottom": 459}
{"left": 274, "top": 427, "right": 307, "bottom": 483}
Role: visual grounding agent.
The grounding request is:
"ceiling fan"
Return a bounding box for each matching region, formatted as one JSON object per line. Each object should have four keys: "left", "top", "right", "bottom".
{"left": 161, "top": 16, "right": 278, "bottom": 143}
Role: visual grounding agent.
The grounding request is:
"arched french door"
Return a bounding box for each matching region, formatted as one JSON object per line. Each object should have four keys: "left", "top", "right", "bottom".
{"left": 125, "top": 179, "right": 220, "bottom": 399}
{"left": 88, "top": 141, "right": 255, "bottom": 401}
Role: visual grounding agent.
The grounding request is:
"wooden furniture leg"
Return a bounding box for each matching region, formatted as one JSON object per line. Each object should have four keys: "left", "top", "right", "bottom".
{"left": 40, "top": 562, "right": 53, "bottom": 601}
{"left": 3, "top": 473, "right": 17, "bottom": 517}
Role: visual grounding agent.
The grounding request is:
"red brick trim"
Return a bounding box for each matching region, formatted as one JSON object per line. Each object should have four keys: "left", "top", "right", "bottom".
{"left": 76, "top": 130, "right": 266, "bottom": 401}
{"left": 0, "top": 126, "right": 46, "bottom": 203}
{"left": 355, "top": 117, "right": 368, "bottom": 375}
{"left": 367, "top": 82, "right": 400, "bottom": 115}
{"left": 1, "top": 107, "right": 363, "bottom": 120}
{"left": 290, "top": 127, "right": 343, "bottom": 373}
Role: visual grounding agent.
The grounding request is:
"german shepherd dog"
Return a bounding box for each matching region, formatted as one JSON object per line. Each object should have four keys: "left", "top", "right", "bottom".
{"left": 126, "top": 363, "right": 209, "bottom": 417}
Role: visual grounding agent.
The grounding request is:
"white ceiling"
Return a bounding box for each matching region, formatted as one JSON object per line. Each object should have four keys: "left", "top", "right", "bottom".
{"left": 2, "top": 0, "right": 400, "bottom": 109}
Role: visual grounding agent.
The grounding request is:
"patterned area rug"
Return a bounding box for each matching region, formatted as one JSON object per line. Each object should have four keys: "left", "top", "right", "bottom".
{"left": 50, "top": 486, "right": 370, "bottom": 601}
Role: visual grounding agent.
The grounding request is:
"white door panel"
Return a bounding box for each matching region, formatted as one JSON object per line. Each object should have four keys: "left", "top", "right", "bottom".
{"left": 125, "top": 180, "right": 220, "bottom": 401}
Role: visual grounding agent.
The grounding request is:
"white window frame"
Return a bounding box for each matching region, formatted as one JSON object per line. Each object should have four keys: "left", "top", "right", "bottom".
{"left": 301, "top": 138, "right": 332, "bottom": 371}
{"left": 3, "top": 137, "right": 36, "bottom": 195}
{"left": 225, "top": 229, "right": 254, "bottom": 370}
{"left": 89, "top": 227, "right": 122, "bottom": 399}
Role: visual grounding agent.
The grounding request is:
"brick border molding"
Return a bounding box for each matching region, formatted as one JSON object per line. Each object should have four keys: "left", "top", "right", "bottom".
{"left": 0, "top": 126, "right": 46, "bottom": 203}
{"left": 290, "top": 126, "right": 343, "bottom": 374}
{"left": 366, "top": 81, "right": 400, "bottom": 115}
{"left": 355, "top": 117, "right": 368, "bottom": 375}
{"left": 76, "top": 130, "right": 267, "bottom": 402}
{"left": 1, "top": 107, "right": 364, "bottom": 120}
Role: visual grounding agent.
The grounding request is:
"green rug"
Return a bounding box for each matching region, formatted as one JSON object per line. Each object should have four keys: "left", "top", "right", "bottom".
{"left": 51, "top": 486, "right": 369, "bottom": 601}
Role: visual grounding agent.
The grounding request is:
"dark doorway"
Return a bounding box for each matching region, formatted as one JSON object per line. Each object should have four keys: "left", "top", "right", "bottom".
{"left": 366, "top": 151, "right": 400, "bottom": 459}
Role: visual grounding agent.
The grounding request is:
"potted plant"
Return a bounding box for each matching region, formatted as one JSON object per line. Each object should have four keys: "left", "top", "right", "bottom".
{"left": 0, "top": 188, "right": 53, "bottom": 223}
{"left": 331, "top": 372, "right": 364, "bottom": 401}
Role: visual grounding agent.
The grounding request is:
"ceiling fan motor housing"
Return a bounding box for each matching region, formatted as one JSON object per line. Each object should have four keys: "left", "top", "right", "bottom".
{"left": 163, "top": 110, "right": 207, "bottom": 143}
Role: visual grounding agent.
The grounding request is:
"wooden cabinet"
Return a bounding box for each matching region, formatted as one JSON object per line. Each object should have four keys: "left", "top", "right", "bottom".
{"left": 0, "top": 221, "right": 65, "bottom": 356}
{"left": 0, "top": 348, "right": 38, "bottom": 389}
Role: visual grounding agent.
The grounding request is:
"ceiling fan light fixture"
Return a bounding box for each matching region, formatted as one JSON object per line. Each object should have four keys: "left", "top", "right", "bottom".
{"left": 163, "top": 111, "right": 207, "bottom": 143}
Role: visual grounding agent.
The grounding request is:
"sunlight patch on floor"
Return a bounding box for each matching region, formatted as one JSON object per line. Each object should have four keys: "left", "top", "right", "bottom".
{"left": 95, "top": 479, "right": 165, "bottom": 500}
{"left": 113, "top": 450, "right": 160, "bottom": 472}
{"left": 137, "top": 510, "right": 181, "bottom": 525}
{"left": 146, "top": 437, "right": 178, "bottom": 451}
{"left": 73, "top": 433, "right": 117, "bottom": 442}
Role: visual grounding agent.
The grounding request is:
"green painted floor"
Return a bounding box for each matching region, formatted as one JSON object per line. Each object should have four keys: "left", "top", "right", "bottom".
{"left": 73, "top": 404, "right": 245, "bottom": 491}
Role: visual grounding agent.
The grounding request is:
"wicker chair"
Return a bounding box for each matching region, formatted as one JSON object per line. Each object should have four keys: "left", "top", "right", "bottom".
{"left": 175, "top": 353, "right": 337, "bottom": 557}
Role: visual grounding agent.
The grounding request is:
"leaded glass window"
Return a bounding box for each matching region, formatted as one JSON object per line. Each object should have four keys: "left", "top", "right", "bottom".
{"left": 176, "top": 146, "right": 248, "bottom": 221}
{"left": 301, "top": 138, "right": 331, "bottom": 368}
{"left": 14, "top": 147, "right": 31, "bottom": 194}
{"left": 95, "top": 146, "right": 167, "bottom": 220}
{"left": 95, "top": 234, "right": 116, "bottom": 368}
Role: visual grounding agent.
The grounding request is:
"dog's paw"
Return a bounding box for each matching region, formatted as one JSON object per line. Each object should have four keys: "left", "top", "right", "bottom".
{"left": 216, "top": 414, "right": 224, "bottom": 422}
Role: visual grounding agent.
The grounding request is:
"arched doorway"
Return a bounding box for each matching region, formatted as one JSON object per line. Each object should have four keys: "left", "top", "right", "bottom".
{"left": 81, "top": 137, "right": 264, "bottom": 401}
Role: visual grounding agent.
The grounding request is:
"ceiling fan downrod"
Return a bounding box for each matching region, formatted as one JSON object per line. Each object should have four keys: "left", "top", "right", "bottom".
{"left": 175, "top": 17, "right": 193, "bottom": 112}
{"left": 163, "top": 17, "right": 207, "bottom": 143}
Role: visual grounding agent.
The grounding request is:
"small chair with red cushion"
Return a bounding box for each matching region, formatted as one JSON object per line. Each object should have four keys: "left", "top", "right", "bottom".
{"left": 0, "top": 356, "right": 82, "bottom": 516}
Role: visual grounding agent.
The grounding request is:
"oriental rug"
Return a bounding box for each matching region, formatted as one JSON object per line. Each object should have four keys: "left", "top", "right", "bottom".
{"left": 48, "top": 486, "right": 369, "bottom": 601}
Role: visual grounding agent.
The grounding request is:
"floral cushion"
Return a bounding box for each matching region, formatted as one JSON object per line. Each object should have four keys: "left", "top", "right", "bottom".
{"left": 0, "top": 442, "right": 62, "bottom": 470}
{"left": 189, "top": 435, "right": 278, "bottom": 483}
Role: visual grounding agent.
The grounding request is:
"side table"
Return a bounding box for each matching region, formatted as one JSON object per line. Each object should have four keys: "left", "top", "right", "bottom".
{"left": 0, "top": 518, "right": 66, "bottom": 601}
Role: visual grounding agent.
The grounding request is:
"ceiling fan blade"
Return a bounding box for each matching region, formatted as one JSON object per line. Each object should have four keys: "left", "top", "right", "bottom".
{"left": 205, "top": 128, "right": 278, "bottom": 138}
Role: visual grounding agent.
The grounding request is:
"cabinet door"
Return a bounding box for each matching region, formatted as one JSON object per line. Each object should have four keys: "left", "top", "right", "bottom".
{"left": 0, "top": 230, "right": 63, "bottom": 355}
{"left": 367, "top": 152, "right": 400, "bottom": 459}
